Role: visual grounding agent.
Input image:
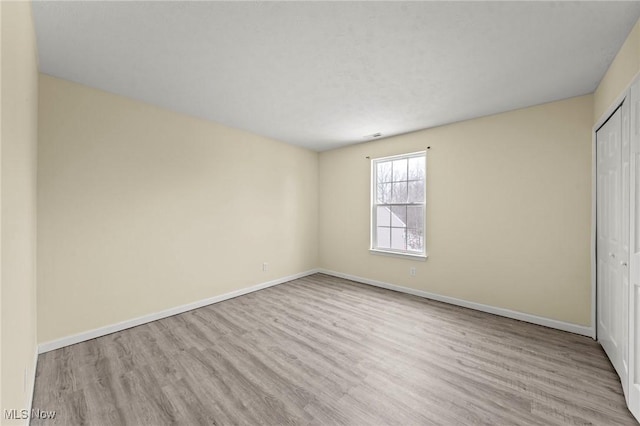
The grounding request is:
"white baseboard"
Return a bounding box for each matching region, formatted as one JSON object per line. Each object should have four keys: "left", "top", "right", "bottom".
{"left": 318, "top": 269, "right": 595, "bottom": 338}
{"left": 38, "top": 267, "right": 595, "bottom": 354}
{"left": 38, "top": 269, "right": 320, "bottom": 354}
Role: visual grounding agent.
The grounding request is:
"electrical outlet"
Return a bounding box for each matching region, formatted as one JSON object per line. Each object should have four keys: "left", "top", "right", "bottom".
{"left": 409, "top": 267, "right": 416, "bottom": 277}
{"left": 262, "top": 262, "right": 268, "bottom": 272}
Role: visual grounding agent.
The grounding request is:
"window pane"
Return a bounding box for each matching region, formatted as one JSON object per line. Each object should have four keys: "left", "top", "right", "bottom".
{"left": 407, "top": 228, "right": 423, "bottom": 252}
{"left": 408, "top": 180, "right": 425, "bottom": 203}
{"left": 408, "top": 157, "right": 425, "bottom": 180}
{"left": 391, "top": 182, "right": 408, "bottom": 203}
{"left": 407, "top": 206, "right": 423, "bottom": 229}
{"left": 392, "top": 159, "right": 407, "bottom": 181}
{"left": 377, "top": 227, "right": 391, "bottom": 248}
{"left": 377, "top": 161, "right": 392, "bottom": 183}
{"left": 391, "top": 228, "right": 406, "bottom": 250}
{"left": 391, "top": 206, "right": 406, "bottom": 227}
{"left": 376, "top": 206, "right": 391, "bottom": 227}
{"left": 377, "top": 183, "right": 392, "bottom": 203}
{"left": 372, "top": 153, "right": 426, "bottom": 256}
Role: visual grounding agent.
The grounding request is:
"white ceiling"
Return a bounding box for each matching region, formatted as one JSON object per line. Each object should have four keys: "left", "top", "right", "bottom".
{"left": 32, "top": 1, "right": 640, "bottom": 152}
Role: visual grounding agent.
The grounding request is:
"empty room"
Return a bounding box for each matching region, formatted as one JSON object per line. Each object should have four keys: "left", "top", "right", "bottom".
{"left": 3, "top": 0, "right": 640, "bottom": 424}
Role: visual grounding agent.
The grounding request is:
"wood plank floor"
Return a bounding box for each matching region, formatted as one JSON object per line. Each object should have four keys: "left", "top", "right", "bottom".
{"left": 32, "top": 273, "right": 637, "bottom": 425}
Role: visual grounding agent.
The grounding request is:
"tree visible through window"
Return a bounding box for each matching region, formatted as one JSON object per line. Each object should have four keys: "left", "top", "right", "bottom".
{"left": 371, "top": 152, "right": 426, "bottom": 256}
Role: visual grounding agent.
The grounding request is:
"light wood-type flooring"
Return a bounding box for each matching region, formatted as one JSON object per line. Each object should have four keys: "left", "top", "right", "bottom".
{"left": 32, "top": 273, "right": 637, "bottom": 425}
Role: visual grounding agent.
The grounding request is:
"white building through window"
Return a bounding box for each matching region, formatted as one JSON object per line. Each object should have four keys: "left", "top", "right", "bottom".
{"left": 371, "top": 151, "right": 426, "bottom": 258}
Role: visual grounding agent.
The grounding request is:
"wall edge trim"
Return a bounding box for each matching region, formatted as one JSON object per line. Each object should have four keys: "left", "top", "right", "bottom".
{"left": 37, "top": 269, "right": 321, "bottom": 353}
{"left": 318, "top": 269, "right": 595, "bottom": 338}
{"left": 27, "top": 347, "right": 38, "bottom": 419}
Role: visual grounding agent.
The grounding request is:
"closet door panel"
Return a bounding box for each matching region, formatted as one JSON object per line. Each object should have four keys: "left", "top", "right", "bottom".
{"left": 628, "top": 81, "right": 640, "bottom": 421}
{"left": 597, "top": 105, "right": 627, "bottom": 388}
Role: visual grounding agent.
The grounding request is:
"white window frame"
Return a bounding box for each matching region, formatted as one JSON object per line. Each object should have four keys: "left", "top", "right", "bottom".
{"left": 370, "top": 151, "right": 427, "bottom": 260}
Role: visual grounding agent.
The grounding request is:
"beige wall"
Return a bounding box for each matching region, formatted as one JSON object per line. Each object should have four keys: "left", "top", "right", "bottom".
{"left": 37, "top": 75, "right": 318, "bottom": 344}
{"left": 319, "top": 95, "right": 593, "bottom": 326}
{"left": 594, "top": 18, "right": 640, "bottom": 122}
{"left": 1, "top": 1, "right": 39, "bottom": 423}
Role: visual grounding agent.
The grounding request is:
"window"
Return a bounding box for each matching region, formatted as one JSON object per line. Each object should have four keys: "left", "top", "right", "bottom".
{"left": 371, "top": 151, "right": 426, "bottom": 258}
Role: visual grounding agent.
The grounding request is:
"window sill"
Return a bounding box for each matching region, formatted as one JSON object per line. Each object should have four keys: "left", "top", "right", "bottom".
{"left": 369, "top": 249, "right": 428, "bottom": 261}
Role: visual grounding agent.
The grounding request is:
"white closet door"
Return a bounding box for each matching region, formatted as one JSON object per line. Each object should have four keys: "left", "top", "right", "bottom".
{"left": 597, "top": 104, "right": 629, "bottom": 390}
{"left": 628, "top": 81, "right": 640, "bottom": 421}
{"left": 622, "top": 97, "right": 631, "bottom": 397}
